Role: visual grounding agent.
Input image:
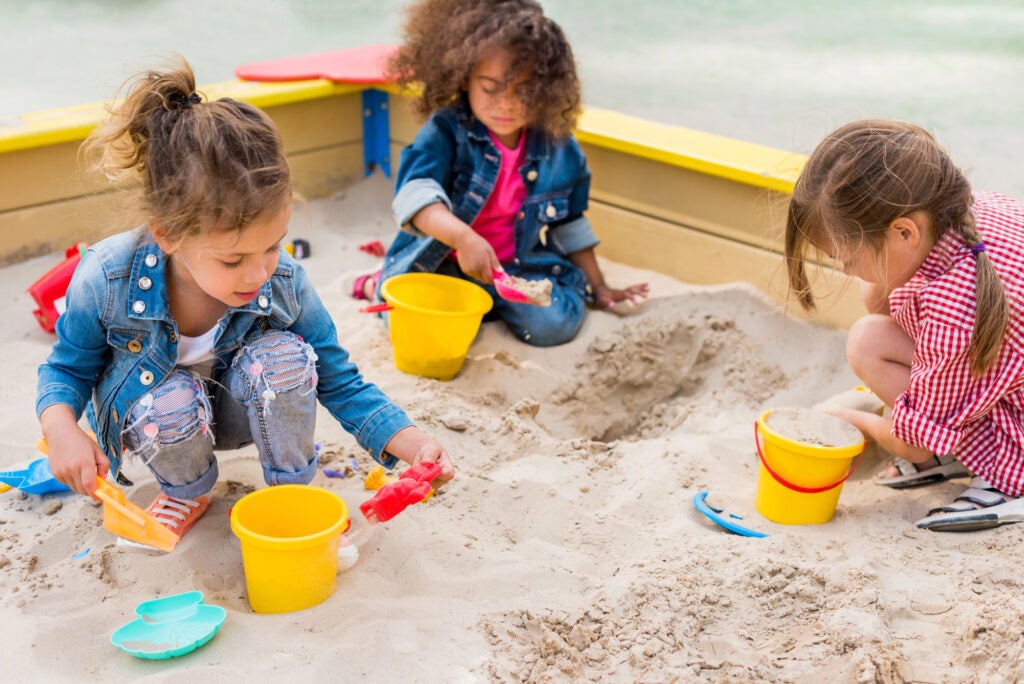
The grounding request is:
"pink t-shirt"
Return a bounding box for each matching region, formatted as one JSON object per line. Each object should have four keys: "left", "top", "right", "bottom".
{"left": 466, "top": 131, "right": 526, "bottom": 264}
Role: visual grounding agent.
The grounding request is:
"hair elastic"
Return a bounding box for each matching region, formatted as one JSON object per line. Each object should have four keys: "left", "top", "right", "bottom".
{"left": 970, "top": 241, "right": 987, "bottom": 256}
{"left": 169, "top": 92, "right": 202, "bottom": 110}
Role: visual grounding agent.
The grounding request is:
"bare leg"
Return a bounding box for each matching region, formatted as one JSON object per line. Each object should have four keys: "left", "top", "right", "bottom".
{"left": 846, "top": 314, "right": 922, "bottom": 478}
{"left": 846, "top": 314, "right": 913, "bottom": 407}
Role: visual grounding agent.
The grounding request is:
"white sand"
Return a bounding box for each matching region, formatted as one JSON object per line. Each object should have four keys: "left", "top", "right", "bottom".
{"left": 2, "top": 174, "right": 1022, "bottom": 683}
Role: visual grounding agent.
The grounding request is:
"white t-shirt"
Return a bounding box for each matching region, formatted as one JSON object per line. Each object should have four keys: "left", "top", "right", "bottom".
{"left": 176, "top": 326, "right": 218, "bottom": 377}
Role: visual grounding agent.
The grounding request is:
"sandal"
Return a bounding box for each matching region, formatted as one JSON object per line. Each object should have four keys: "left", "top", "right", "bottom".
{"left": 875, "top": 453, "right": 970, "bottom": 489}
{"left": 916, "top": 477, "right": 1024, "bottom": 532}
{"left": 146, "top": 493, "right": 210, "bottom": 540}
{"left": 351, "top": 270, "right": 381, "bottom": 301}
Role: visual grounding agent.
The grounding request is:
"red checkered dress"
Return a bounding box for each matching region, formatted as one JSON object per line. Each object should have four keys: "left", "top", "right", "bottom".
{"left": 889, "top": 192, "right": 1024, "bottom": 495}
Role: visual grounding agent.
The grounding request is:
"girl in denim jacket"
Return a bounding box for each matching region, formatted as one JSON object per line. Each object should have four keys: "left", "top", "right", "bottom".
{"left": 354, "top": 0, "right": 648, "bottom": 347}
{"left": 37, "top": 57, "right": 454, "bottom": 541}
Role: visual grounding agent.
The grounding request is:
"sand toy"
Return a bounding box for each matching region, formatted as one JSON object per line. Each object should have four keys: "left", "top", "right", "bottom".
{"left": 0, "top": 457, "right": 70, "bottom": 495}
{"left": 359, "top": 462, "right": 441, "bottom": 524}
{"left": 693, "top": 491, "right": 768, "bottom": 538}
{"left": 111, "top": 590, "right": 226, "bottom": 659}
{"left": 94, "top": 477, "right": 180, "bottom": 552}
{"left": 492, "top": 269, "right": 551, "bottom": 307}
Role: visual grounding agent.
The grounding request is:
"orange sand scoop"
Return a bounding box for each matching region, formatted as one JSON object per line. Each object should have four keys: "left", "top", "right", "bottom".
{"left": 93, "top": 477, "right": 179, "bottom": 552}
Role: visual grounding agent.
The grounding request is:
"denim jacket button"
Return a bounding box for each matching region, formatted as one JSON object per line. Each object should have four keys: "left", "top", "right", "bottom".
{"left": 552, "top": 264, "right": 562, "bottom": 275}
{"left": 138, "top": 276, "right": 153, "bottom": 290}
{"left": 127, "top": 339, "right": 143, "bottom": 353}
{"left": 144, "top": 254, "right": 158, "bottom": 268}
{"left": 516, "top": 211, "right": 525, "bottom": 221}
{"left": 140, "top": 370, "right": 155, "bottom": 386}
{"left": 132, "top": 300, "right": 146, "bottom": 314}
{"left": 526, "top": 169, "right": 538, "bottom": 182}
{"left": 257, "top": 295, "right": 269, "bottom": 309}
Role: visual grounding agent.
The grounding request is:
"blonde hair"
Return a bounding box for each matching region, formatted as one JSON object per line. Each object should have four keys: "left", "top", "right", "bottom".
{"left": 82, "top": 54, "right": 292, "bottom": 244}
{"left": 785, "top": 119, "right": 1007, "bottom": 374}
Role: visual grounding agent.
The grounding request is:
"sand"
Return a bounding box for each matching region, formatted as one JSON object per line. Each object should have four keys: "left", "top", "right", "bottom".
{"left": 2, "top": 174, "right": 1023, "bottom": 683}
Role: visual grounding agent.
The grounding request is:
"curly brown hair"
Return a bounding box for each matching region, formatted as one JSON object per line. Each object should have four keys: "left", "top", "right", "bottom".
{"left": 82, "top": 54, "right": 292, "bottom": 245}
{"left": 387, "top": 0, "right": 581, "bottom": 139}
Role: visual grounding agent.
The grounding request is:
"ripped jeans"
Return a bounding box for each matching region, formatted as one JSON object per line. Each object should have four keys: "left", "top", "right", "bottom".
{"left": 122, "top": 330, "right": 319, "bottom": 499}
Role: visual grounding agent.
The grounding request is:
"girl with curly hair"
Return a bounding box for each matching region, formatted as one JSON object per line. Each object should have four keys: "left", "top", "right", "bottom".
{"left": 354, "top": 0, "right": 648, "bottom": 346}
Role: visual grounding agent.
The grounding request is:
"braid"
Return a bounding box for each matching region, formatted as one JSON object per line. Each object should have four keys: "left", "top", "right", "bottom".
{"left": 954, "top": 214, "right": 1008, "bottom": 374}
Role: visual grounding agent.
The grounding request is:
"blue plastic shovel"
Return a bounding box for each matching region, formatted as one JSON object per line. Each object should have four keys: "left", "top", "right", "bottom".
{"left": 0, "top": 457, "right": 71, "bottom": 495}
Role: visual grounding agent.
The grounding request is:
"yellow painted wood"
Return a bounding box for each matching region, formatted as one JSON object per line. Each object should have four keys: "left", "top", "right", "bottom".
{"left": 577, "top": 108, "right": 807, "bottom": 194}
{"left": 588, "top": 201, "right": 863, "bottom": 329}
{"left": 0, "top": 79, "right": 362, "bottom": 154}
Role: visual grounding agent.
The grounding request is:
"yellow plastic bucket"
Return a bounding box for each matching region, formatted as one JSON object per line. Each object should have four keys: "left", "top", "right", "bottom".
{"left": 380, "top": 273, "right": 493, "bottom": 381}
{"left": 230, "top": 485, "right": 349, "bottom": 614}
{"left": 754, "top": 409, "right": 864, "bottom": 525}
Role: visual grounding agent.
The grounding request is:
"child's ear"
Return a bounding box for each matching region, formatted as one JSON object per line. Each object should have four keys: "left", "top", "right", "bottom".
{"left": 149, "top": 221, "right": 178, "bottom": 255}
{"left": 888, "top": 212, "right": 929, "bottom": 247}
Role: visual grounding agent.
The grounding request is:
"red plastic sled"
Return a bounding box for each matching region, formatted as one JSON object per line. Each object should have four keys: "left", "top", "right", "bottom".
{"left": 235, "top": 44, "right": 398, "bottom": 84}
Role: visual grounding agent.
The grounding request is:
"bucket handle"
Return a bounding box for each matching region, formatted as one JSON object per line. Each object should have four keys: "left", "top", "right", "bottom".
{"left": 754, "top": 421, "right": 863, "bottom": 494}
{"left": 359, "top": 303, "right": 393, "bottom": 313}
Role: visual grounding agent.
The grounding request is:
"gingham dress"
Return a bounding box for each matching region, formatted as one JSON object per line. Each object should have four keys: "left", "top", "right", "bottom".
{"left": 889, "top": 192, "right": 1024, "bottom": 496}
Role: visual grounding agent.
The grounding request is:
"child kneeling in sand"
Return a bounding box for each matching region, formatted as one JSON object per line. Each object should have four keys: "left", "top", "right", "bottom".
{"left": 786, "top": 119, "right": 1024, "bottom": 532}
{"left": 37, "top": 56, "right": 453, "bottom": 540}
{"left": 353, "top": 0, "right": 648, "bottom": 346}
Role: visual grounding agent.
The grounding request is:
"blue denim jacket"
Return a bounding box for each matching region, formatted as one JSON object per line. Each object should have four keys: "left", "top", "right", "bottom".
{"left": 36, "top": 229, "right": 412, "bottom": 475}
{"left": 382, "top": 97, "right": 600, "bottom": 295}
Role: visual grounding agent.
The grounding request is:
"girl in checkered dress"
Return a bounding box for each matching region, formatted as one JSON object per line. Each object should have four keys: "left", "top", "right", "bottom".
{"left": 786, "top": 119, "right": 1024, "bottom": 531}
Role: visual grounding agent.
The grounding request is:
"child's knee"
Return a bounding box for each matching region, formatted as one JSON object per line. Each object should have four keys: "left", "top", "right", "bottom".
{"left": 126, "top": 369, "right": 211, "bottom": 447}
{"left": 238, "top": 330, "right": 317, "bottom": 393}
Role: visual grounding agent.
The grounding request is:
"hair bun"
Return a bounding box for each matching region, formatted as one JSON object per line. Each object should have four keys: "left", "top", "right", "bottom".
{"left": 168, "top": 91, "right": 202, "bottom": 111}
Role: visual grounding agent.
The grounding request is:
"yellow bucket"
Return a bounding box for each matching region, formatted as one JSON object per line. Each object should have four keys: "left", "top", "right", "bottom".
{"left": 754, "top": 409, "right": 864, "bottom": 525}
{"left": 380, "top": 273, "right": 493, "bottom": 381}
{"left": 230, "top": 485, "right": 349, "bottom": 614}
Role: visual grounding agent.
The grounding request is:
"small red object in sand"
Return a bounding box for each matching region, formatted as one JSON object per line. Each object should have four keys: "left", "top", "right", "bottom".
{"left": 28, "top": 242, "right": 88, "bottom": 333}
{"left": 358, "top": 240, "right": 386, "bottom": 258}
{"left": 359, "top": 462, "right": 442, "bottom": 524}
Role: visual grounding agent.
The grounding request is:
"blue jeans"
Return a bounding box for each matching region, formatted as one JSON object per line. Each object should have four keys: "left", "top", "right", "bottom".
{"left": 433, "top": 261, "right": 587, "bottom": 347}
{"left": 121, "top": 331, "right": 319, "bottom": 499}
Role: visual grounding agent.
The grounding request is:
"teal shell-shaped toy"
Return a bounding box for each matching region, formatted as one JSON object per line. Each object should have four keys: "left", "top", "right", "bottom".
{"left": 111, "top": 590, "right": 226, "bottom": 659}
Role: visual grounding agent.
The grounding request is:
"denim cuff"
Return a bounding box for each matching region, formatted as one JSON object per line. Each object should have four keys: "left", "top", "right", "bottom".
{"left": 160, "top": 459, "right": 220, "bottom": 499}
{"left": 393, "top": 178, "right": 452, "bottom": 236}
{"left": 35, "top": 385, "right": 87, "bottom": 422}
{"left": 357, "top": 403, "right": 414, "bottom": 469}
{"left": 262, "top": 454, "right": 318, "bottom": 488}
{"left": 549, "top": 216, "right": 600, "bottom": 254}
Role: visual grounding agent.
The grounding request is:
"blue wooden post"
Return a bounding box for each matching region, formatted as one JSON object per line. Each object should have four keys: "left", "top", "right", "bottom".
{"left": 361, "top": 88, "right": 391, "bottom": 177}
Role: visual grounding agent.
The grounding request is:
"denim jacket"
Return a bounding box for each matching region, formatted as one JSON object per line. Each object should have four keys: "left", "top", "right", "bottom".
{"left": 382, "top": 97, "right": 600, "bottom": 295}
{"left": 36, "top": 229, "right": 412, "bottom": 475}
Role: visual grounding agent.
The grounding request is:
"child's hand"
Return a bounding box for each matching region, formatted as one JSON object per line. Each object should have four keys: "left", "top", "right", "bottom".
{"left": 593, "top": 282, "right": 650, "bottom": 310}
{"left": 410, "top": 438, "right": 455, "bottom": 485}
{"left": 384, "top": 426, "right": 455, "bottom": 484}
{"left": 43, "top": 420, "right": 110, "bottom": 498}
{"left": 453, "top": 231, "right": 501, "bottom": 284}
